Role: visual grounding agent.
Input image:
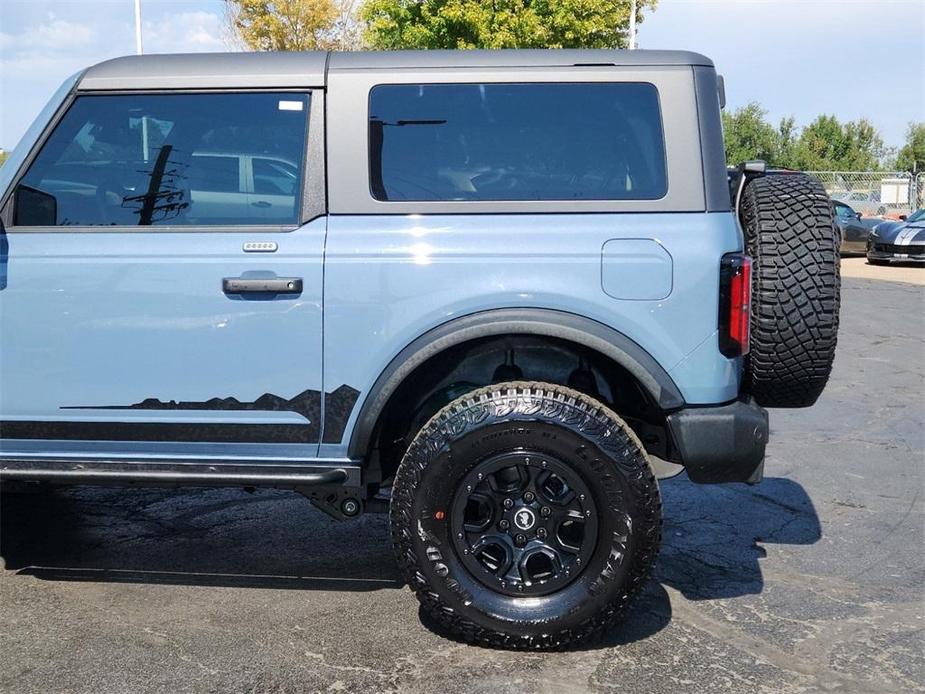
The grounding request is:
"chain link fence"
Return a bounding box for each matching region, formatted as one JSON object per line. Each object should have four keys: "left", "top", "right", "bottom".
{"left": 808, "top": 171, "right": 921, "bottom": 217}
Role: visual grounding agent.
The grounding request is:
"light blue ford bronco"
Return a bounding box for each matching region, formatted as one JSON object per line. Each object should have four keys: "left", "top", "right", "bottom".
{"left": 0, "top": 50, "right": 840, "bottom": 648}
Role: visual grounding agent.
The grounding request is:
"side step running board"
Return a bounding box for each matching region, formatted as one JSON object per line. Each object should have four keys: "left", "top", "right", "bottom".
{"left": 0, "top": 457, "right": 361, "bottom": 488}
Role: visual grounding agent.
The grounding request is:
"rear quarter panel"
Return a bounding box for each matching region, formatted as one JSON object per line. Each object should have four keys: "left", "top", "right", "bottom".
{"left": 321, "top": 212, "right": 743, "bottom": 457}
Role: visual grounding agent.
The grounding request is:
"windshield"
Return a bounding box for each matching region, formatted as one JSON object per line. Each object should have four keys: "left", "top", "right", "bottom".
{"left": 906, "top": 208, "right": 925, "bottom": 223}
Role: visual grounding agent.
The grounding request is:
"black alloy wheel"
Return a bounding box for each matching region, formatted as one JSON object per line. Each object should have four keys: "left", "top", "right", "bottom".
{"left": 451, "top": 451, "right": 598, "bottom": 597}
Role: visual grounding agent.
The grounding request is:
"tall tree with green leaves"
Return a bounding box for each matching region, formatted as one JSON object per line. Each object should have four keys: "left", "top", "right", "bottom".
{"left": 226, "top": 0, "right": 340, "bottom": 50}
{"left": 721, "top": 102, "right": 785, "bottom": 166}
{"left": 721, "top": 104, "right": 889, "bottom": 171}
{"left": 791, "top": 115, "right": 885, "bottom": 171}
{"left": 360, "top": 0, "right": 657, "bottom": 50}
{"left": 896, "top": 122, "right": 925, "bottom": 173}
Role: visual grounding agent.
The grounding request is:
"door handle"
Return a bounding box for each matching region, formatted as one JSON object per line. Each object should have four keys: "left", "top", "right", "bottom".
{"left": 222, "top": 277, "right": 303, "bottom": 294}
{"left": 251, "top": 201, "right": 272, "bottom": 208}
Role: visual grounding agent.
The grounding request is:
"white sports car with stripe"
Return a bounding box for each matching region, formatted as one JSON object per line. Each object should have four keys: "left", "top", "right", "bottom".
{"left": 867, "top": 209, "right": 925, "bottom": 264}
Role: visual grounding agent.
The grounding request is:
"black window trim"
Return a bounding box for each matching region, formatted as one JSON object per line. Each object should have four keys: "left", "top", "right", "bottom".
{"left": 1, "top": 87, "right": 325, "bottom": 233}
{"left": 366, "top": 80, "right": 669, "bottom": 204}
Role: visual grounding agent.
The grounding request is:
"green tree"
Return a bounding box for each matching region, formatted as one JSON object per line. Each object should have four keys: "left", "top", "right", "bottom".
{"left": 791, "top": 115, "right": 884, "bottom": 171}
{"left": 775, "top": 116, "right": 798, "bottom": 168}
{"left": 360, "top": 0, "right": 657, "bottom": 50}
{"left": 722, "top": 104, "right": 888, "bottom": 171}
{"left": 227, "top": 0, "right": 339, "bottom": 51}
{"left": 721, "top": 102, "right": 782, "bottom": 166}
{"left": 896, "top": 122, "right": 925, "bottom": 173}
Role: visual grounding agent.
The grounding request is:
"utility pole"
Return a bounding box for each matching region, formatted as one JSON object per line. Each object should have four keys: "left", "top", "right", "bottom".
{"left": 134, "top": 0, "right": 143, "bottom": 55}
{"left": 628, "top": 0, "right": 637, "bottom": 49}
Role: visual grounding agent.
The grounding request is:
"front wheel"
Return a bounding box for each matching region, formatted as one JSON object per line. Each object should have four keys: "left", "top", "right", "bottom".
{"left": 390, "top": 382, "right": 661, "bottom": 649}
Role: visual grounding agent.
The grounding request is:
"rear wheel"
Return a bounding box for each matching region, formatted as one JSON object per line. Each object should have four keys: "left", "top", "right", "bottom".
{"left": 390, "top": 381, "right": 661, "bottom": 649}
{"left": 740, "top": 173, "right": 841, "bottom": 407}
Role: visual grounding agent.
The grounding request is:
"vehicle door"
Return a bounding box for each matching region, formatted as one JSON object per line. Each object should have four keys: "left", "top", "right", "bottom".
{"left": 0, "top": 90, "right": 327, "bottom": 454}
{"left": 834, "top": 201, "right": 868, "bottom": 253}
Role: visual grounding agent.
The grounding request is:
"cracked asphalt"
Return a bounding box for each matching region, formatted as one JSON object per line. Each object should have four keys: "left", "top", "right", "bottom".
{"left": 1, "top": 275, "right": 923, "bottom": 694}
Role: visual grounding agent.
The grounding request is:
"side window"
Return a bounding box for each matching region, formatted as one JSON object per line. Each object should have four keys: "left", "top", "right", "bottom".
{"left": 368, "top": 82, "right": 667, "bottom": 202}
{"left": 835, "top": 203, "right": 855, "bottom": 220}
{"left": 13, "top": 92, "right": 308, "bottom": 227}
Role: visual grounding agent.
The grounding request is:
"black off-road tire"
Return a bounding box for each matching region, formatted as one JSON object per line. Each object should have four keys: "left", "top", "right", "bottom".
{"left": 740, "top": 173, "right": 840, "bottom": 408}
{"left": 390, "top": 381, "right": 661, "bottom": 650}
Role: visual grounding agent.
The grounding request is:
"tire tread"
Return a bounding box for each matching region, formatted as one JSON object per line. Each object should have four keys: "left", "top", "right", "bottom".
{"left": 741, "top": 173, "right": 841, "bottom": 407}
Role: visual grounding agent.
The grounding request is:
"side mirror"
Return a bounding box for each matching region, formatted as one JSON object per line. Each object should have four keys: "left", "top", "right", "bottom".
{"left": 13, "top": 185, "right": 57, "bottom": 226}
{"left": 856, "top": 212, "right": 863, "bottom": 221}
{"left": 899, "top": 214, "right": 908, "bottom": 221}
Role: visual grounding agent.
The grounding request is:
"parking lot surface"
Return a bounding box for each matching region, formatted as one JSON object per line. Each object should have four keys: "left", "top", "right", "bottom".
{"left": 840, "top": 257, "right": 924, "bottom": 285}
{"left": 1, "top": 275, "right": 923, "bottom": 694}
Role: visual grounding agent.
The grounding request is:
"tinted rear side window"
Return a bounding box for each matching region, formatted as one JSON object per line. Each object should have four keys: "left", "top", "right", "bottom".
{"left": 369, "top": 83, "right": 666, "bottom": 202}
{"left": 14, "top": 92, "right": 308, "bottom": 227}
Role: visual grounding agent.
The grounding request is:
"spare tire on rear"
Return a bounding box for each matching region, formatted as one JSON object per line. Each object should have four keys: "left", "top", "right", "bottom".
{"left": 740, "top": 173, "right": 840, "bottom": 408}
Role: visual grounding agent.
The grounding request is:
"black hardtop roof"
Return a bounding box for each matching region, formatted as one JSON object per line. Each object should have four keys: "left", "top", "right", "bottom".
{"left": 78, "top": 49, "right": 713, "bottom": 90}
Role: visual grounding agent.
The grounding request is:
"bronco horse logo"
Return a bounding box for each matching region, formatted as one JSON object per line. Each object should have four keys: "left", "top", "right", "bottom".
{"left": 514, "top": 508, "right": 536, "bottom": 531}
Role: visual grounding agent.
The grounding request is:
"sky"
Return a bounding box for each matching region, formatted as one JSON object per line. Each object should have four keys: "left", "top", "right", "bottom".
{"left": 0, "top": 0, "right": 923, "bottom": 153}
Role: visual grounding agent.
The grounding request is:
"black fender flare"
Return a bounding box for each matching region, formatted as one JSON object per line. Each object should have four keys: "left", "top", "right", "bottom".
{"left": 347, "top": 308, "right": 685, "bottom": 458}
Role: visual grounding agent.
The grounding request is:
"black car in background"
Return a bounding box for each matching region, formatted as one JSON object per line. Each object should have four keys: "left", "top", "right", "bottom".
{"left": 867, "top": 208, "right": 925, "bottom": 265}
{"left": 834, "top": 200, "right": 880, "bottom": 254}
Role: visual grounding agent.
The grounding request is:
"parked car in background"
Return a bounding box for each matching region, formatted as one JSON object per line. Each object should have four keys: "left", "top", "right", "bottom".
{"left": 829, "top": 190, "right": 884, "bottom": 216}
{"left": 189, "top": 152, "right": 300, "bottom": 223}
{"left": 867, "top": 208, "right": 925, "bottom": 265}
{"left": 833, "top": 200, "right": 879, "bottom": 254}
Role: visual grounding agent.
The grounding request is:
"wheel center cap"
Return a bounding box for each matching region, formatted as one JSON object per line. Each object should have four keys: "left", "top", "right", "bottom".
{"left": 513, "top": 507, "right": 536, "bottom": 531}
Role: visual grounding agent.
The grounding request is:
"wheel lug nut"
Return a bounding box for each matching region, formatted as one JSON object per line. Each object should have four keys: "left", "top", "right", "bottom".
{"left": 503, "top": 498, "right": 514, "bottom": 509}
{"left": 537, "top": 527, "right": 547, "bottom": 539}
{"left": 515, "top": 533, "right": 527, "bottom": 546}
{"left": 523, "top": 491, "right": 535, "bottom": 503}
{"left": 498, "top": 519, "right": 510, "bottom": 530}
{"left": 541, "top": 507, "right": 551, "bottom": 518}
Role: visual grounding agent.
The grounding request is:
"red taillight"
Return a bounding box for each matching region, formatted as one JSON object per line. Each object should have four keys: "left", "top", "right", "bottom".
{"left": 719, "top": 254, "right": 752, "bottom": 358}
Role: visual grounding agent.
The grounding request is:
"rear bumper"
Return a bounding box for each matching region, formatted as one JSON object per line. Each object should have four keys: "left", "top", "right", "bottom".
{"left": 666, "top": 397, "right": 768, "bottom": 484}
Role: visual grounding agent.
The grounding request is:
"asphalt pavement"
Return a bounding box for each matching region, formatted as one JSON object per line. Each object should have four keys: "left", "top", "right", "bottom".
{"left": 1, "top": 274, "right": 923, "bottom": 694}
